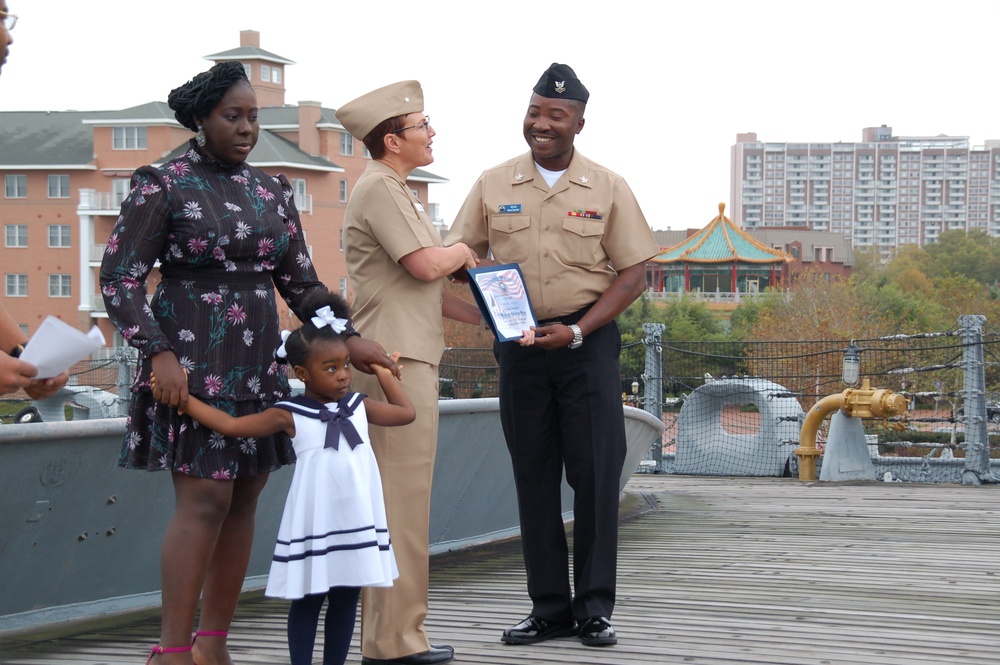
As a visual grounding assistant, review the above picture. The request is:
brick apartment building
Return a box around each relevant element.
[0,30,446,347]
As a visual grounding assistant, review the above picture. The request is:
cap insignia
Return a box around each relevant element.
[554,80,566,94]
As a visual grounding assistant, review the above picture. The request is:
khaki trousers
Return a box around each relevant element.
[355,359,439,659]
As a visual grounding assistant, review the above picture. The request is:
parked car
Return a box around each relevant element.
[956,401,1000,423]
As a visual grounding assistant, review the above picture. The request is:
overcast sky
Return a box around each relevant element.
[2,0,997,231]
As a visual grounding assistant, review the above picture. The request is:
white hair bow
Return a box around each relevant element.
[275,329,293,359]
[311,306,349,333]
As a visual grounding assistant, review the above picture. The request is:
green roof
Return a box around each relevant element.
[653,204,792,265]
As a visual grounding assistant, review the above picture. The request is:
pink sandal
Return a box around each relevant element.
[190,631,229,665]
[145,644,191,664]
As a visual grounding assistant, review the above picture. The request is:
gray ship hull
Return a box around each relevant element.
[0,399,663,634]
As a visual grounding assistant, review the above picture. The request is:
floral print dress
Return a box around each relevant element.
[100,140,324,478]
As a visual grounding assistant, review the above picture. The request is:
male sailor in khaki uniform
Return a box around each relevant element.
[336,81,481,665]
[446,63,660,648]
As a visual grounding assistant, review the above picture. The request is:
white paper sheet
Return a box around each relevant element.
[19,316,106,379]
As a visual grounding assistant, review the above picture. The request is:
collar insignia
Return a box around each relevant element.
[579,176,588,184]
[554,80,566,94]
[515,173,524,181]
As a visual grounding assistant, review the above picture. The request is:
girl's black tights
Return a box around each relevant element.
[287,586,361,665]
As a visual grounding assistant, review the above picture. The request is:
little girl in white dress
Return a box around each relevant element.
[167,289,414,665]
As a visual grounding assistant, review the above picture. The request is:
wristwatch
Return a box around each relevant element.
[567,324,583,349]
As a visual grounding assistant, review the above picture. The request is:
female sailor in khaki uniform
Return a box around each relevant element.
[336,81,481,665]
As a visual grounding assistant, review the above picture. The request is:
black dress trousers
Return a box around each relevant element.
[494,315,626,621]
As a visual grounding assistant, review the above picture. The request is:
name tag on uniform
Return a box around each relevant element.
[414,201,425,213]
[498,204,522,214]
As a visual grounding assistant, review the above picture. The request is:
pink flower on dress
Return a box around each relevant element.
[187,237,209,255]
[225,303,247,325]
[201,292,223,305]
[106,233,120,254]
[255,184,275,201]
[203,374,223,396]
[167,162,191,177]
[256,238,275,257]
[121,325,140,340]
[211,469,233,480]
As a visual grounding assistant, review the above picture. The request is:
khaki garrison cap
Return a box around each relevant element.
[335,80,424,140]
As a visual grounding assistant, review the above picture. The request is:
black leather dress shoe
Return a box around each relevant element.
[500,615,577,645]
[360,645,454,665]
[578,616,617,646]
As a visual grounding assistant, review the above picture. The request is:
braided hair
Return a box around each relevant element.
[167,61,250,132]
[281,289,354,367]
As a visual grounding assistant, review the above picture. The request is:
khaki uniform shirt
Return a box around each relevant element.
[345,160,445,365]
[447,150,659,321]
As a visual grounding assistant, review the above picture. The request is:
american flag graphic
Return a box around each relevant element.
[477,270,525,299]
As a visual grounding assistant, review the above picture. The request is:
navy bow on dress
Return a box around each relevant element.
[318,397,364,450]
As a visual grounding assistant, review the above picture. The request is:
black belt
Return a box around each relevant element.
[537,304,593,327]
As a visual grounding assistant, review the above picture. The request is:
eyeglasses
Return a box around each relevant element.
[392,116,431,134]
[0,10,17,31]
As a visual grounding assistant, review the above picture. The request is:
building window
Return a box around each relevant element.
[48,274,71,298]
[5,274,28,297]
[363,145,371,159]
[292,178,307,201]
[261,64,271,82]
[113,178,132,207]
[48,174,71,199]
[242,63,251,79]
[5,174,27,198]
[112,126,147,150]
[5,224,27,248]
[271,67,282,84]
[339,276,348,298]
[340,132,354,156]
[339,179,348,203]
[48,224,72,248]
[339,227,344,251]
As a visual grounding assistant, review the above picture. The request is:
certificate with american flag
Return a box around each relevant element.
[467,263,538,342]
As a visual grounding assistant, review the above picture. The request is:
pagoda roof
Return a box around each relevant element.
[653,203,793,265]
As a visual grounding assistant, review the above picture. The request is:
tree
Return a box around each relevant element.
[923,229,1000,287]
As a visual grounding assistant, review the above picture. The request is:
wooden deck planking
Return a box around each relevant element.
[3,475,1000,664]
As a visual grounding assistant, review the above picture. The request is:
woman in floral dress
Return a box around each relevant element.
[99,62,390,665]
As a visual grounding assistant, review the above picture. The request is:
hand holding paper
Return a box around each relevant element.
[19,316,106,379]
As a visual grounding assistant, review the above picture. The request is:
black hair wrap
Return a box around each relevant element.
[167,61,249,131]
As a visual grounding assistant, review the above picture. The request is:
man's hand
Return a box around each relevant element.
[529,323,575,351]
[346,336,402,380]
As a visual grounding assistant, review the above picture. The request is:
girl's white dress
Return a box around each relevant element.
[264,393,397,599]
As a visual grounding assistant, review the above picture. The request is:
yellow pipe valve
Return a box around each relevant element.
[840,378,908,419]
[794,378,908,481]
